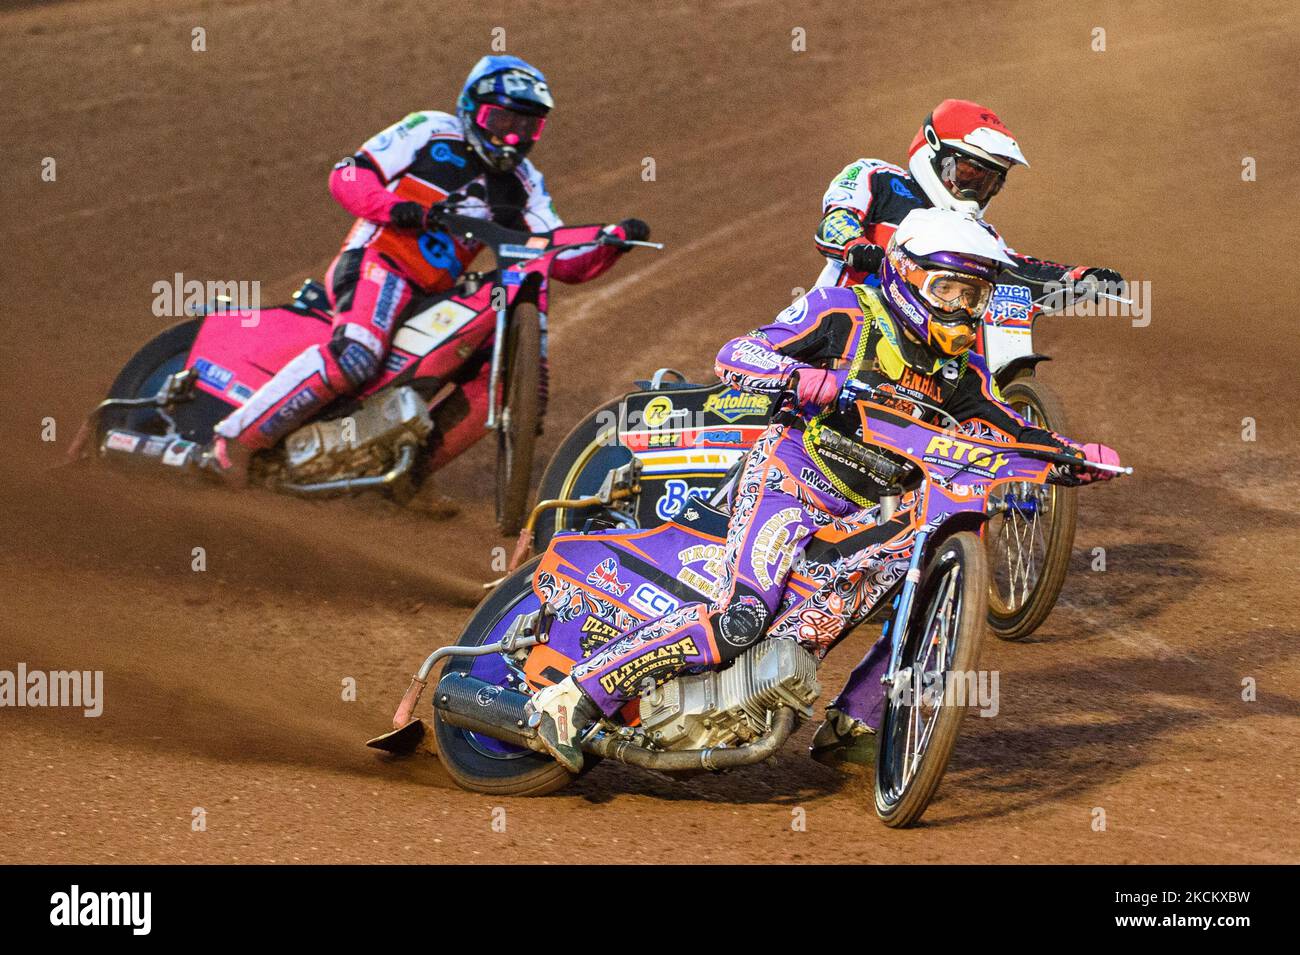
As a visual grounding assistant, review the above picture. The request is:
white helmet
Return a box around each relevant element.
[908,99,1029,215]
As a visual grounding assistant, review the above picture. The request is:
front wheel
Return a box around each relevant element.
[432,557,576,796]
[874,531,988,828]
[495,303,542,536]
[984,376,1078,640]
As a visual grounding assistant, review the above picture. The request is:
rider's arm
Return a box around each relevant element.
[947,356,1075,451]
[328,159,405,224]
[327,112,443,225]
[1001,248,1086,301]
[813,159,878,261]
[517,160,624,284]
[715,288,855,394]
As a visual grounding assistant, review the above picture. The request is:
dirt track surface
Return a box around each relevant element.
[2,0,1298,864]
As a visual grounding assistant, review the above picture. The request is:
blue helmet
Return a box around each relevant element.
[457,56,554,172]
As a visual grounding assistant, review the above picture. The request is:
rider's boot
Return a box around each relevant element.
[525,676,600,773]
[198,435,252,488]
[810,707,876,772]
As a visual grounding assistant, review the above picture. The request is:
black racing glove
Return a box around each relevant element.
[1021,427,1086,487]
[389,201,430,231]
[844,241,885,274]
[616,218,651,242]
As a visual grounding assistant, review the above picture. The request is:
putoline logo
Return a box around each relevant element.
[49,885,151,935]
[702,389,769,424]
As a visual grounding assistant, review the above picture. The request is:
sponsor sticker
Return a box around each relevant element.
[677,543,727,600]
[988,283,1033,325]
[586,557,631,597]
[642,396,675,428]
[597,635,699,696]
[629,582,679,618]
[393,299,478,356]
[105,431,140,453]
[703,389,770,423]
[655,479,712,520]
[498,244,544,261]
[749,507,804,590]
[194,357,234,391]
[162,439,196,467]
[429,141,466,167]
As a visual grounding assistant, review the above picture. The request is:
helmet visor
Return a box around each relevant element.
[939,153,1006,204]
[920,270,994,318]
[475,104,546,145]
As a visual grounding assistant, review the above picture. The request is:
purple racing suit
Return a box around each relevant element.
[573,284,1076,723]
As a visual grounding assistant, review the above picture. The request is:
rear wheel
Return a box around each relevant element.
[96,320,227,444]
[874,531,988,828]
[531,395,631,552]
[495,304,541,536]
[432,557,576,796]
[985,377,1078,640]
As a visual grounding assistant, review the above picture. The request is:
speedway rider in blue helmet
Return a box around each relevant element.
[205,55,649,481]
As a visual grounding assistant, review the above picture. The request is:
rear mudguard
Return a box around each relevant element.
[993,353,1050,391]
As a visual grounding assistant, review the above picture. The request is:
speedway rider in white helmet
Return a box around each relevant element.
[812,99,1124,298]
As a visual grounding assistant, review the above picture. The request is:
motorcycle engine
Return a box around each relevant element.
[637,638,821,750]
[281,386,433,482]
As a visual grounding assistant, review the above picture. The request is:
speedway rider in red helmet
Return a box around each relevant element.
[813,99,1123,297]
[204,55,648,481]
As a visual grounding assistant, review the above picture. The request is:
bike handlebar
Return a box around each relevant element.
[770,372,1131,477]
[426,200,662,258]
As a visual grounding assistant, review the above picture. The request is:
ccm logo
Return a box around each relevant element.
[630,583,678,617]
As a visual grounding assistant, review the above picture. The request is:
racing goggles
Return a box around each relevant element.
[894,250,995,319]
[475,104,546,145]
[939,151,1007,204]
[921,271,989,355]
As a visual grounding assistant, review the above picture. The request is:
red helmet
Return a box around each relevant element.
[908,100,1029,215]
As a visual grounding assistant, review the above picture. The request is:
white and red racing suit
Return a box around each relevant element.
[812,157,1093,293]
[215,110,624,453]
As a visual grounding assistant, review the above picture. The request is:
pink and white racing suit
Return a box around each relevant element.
[215,110,624,453]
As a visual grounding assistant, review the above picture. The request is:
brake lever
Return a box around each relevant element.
[598,232,664,251]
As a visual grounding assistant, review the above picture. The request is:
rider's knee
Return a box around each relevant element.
[326,324,383,391]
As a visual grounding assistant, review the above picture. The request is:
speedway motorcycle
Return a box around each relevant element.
[519,281,1113,639]
[68,200,659,535]
[368,376,1129,827]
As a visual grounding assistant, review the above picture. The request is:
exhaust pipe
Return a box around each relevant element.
[585,707,797,772]
[430,673,798,773]
[432,671,548,753]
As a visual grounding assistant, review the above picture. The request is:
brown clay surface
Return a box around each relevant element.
[1,0,1297,863]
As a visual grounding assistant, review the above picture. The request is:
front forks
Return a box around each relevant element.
[882,529,930,687]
